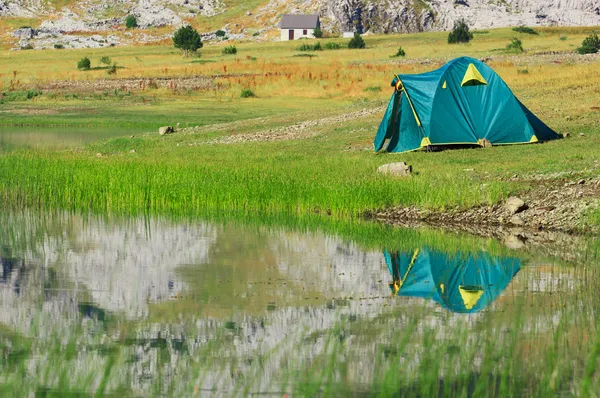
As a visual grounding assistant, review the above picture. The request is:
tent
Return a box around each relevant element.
[385,248,520,313]
[374,56,561,153]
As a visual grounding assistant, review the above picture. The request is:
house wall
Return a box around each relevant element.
[280,28,315,41]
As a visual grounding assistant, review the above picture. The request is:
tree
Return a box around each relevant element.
[313,26,323,38]
[77,57,91,71]
[125,15,138,29]
[173,25,203,57]
[348,33,365,49]
[577,32,600,54]
[448,19,473,44]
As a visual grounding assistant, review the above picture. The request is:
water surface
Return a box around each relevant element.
[0,211,598,396]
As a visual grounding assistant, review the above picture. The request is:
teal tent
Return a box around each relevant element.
[374,57,561,153]
[385,249,520,313]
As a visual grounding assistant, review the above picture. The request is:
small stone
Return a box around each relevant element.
[377,162,412,177]
[565,115,572,121]
[505,235,525,249]
[577,191,584,198]
[96,153,103,158]
[509,215,525,226]
[129,149,136,154]
[159,126,174,135]
[562,132,570,138]
[579,133,585,137]
[480,138,492,148]
[130,135,135,139]
[245,11,252,16]
[578,179,585,185]
[505,196,528,214]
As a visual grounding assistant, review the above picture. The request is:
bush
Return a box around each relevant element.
[364,86,381,93]
[125,15,137,29]
[313,26,323,38]
[54,43,64,49]
[173,25,203,57]
[325,42,342,50]
[215,29,226,37]
[391,47,406,57]
[100,56,112,65]
[106,63,118,75]
[222,45,237,55]
[512,26,538,35]
[348,33,366,49]
[297,42,322,51]
[21,44,34,50]
[77,57,91,71]
[240,89,256,98]
[559,35,568,41]
[517,68,529,74]
[576,33,600,54]
[448,20,473,44]
[506,38,524,53]
[252,31,260,37]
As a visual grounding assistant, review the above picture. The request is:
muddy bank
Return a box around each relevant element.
[371,175,600,249]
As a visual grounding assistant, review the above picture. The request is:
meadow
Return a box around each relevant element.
[0,27,599,223]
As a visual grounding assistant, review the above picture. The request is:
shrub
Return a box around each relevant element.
[364,86,381,93]
[313,26,323,38]
[391,47,406,57]
[325,42,342,50]
[240,89,256,98]
[107,63,118,75]
[512,26,538,35]
[125,15,137,29]
[517,68,529,74]
[348,33,365,49]
[173,25,203,57]
[297,42,322,51]
[559,35,568,41]
[21,44,34,50]
[77,57,91,71]
[215,29,226,37]
[222,45,237,55]
[448,20,473,44]
[506,38,524,53]
[576,33,600,54]
[292,53,317,58]
[54,43,64,49]
[252,31,260,37]
[100,56,112,65]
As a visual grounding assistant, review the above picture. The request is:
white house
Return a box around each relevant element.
[279,14,320,41]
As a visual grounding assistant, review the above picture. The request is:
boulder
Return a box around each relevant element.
[377,162,412,177]
[505,196,528,214]
[509,215,525,226]
[159,126,174,135]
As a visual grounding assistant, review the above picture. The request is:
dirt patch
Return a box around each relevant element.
[199,107,385,145]
[35,77,215,93]
[0,107,59,116]
[372,175,600,236]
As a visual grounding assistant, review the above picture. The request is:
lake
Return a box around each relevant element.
[0,126,149,153]
[0,210,599,396]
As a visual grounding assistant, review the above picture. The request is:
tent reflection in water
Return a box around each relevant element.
[385,249,520,314]
[374,56,561,153]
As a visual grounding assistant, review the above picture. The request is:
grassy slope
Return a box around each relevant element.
[0,27,599,220]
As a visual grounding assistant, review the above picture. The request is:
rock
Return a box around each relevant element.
[505,197,528,214]
[578,179,585,185]
[377,162,412,177]
[159,126,174,135]
[129,149,136,154]
[480,138,492,148]
[96,153,103,158]
[509,215,525,226]
[505,234,525,249]
[562,132,570,138]
[579,133,585,137]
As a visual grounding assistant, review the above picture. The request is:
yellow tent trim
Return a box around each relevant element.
[395,77,422,127]
[459,286,484,310]
[442,81,447,89]
[530,135,539,143]
[393,249,421,295]
[420,137,431,147]
[461,64,488,87]
[440,284,445,293]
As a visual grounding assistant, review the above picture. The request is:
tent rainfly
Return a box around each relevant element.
[374,56,561,153]
[386,249,521,314]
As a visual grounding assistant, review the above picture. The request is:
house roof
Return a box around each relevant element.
[280,14,320,29]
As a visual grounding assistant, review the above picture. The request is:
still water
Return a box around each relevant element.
[0,211,598,395]
[0,126,149,152]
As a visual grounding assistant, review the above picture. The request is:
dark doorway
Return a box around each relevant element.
[289,30,294,40]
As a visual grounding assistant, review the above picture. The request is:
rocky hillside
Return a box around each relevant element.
[2,0,600,49]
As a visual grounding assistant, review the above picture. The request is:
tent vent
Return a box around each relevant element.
[459,286,484,310]
[461,64,488,87]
